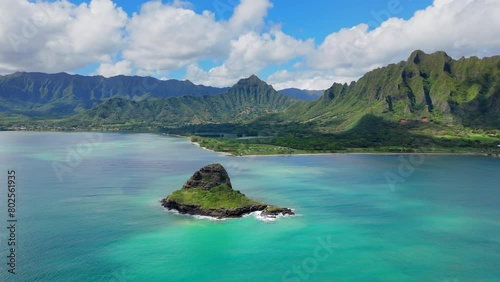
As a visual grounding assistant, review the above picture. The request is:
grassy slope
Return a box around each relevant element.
[166,184,263,210]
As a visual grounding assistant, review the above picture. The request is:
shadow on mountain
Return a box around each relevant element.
[451,82,500,129]
[337,114,417,149]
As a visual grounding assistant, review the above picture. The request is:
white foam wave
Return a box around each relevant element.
[253,210,296,223]
[163,207,296,222]
[192,215,227,221]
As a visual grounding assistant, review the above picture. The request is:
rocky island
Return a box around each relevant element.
[161,163,294,219]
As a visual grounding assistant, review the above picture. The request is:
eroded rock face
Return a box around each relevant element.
[164,201,268,218]
[182,163,232,190]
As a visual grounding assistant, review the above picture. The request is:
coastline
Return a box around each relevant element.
[2,129,497,157]
[188,139,494,157]
[190,141,233,156]
[236,152,490,157]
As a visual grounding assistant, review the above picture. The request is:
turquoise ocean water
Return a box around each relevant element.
[0,132,499,282]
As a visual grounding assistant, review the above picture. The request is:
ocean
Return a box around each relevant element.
[0,132,499,282]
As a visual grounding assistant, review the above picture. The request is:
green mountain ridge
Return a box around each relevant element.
[67,75,296,127]
[285,50,500,132]
[1,50,499,154]
[0,72,229,117]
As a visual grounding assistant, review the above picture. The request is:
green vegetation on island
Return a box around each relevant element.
[167,183,262,210]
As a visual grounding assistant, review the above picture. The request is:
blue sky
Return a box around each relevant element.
[2,0,500,89]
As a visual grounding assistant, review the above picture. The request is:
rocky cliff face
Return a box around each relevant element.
[161,163,294,219]
[285,50,500,130]
[182,163,232,190]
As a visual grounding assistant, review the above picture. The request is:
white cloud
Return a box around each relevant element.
[122,1,227,72]
[96,60,132,77]
[121,0,274,75]
[0,0,127,74]
[228,0,272,33]
[185,29,314,87]
[267,70,359,91]
[0,0,499,90]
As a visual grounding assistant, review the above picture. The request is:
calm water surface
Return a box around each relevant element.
[0,132,499,282]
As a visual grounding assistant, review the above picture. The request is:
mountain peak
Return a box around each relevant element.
[182,163,232,191]
[237,74,265,84]
[408,50,427,64]
[408,50,452,65]
[229,74,274,92]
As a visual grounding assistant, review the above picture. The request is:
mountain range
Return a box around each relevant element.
[0,72,229,117]
[0,72,324,119]
[1,50,499,153]
[68,75,295,127]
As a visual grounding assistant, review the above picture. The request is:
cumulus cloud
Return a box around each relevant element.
[122,1,227,72]
[267,70,360,91]
[186,29,314,87]
[0,0,127,73]
[122,0,302,85]
[121,0,275,76]
[228,0,272,33]
[0,0,499,90]
[96,60,132,77]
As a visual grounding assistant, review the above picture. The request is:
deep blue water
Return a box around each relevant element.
[0,132,499,282]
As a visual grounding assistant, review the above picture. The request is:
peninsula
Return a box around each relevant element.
[161,163,294,219]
